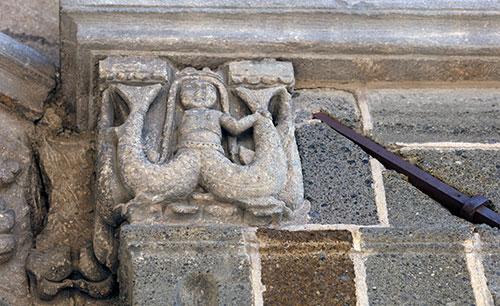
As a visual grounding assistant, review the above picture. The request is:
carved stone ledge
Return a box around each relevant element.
[61,0,500,130]
[0,33,56,121]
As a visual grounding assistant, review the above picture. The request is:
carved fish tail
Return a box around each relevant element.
[201,114,287,201]
[113,85,200,200]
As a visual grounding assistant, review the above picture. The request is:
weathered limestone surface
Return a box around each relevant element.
[34,133,95,255]
[119,225,253,305]
[0,0,59,64]
[0,109,45,306]
[27,132,115,302]
[60,0,500,131]
[0,33,56,121]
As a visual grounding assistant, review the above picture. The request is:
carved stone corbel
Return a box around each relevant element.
[94,58,306,228]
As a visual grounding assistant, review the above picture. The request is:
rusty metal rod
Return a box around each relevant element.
[313,112,500,229]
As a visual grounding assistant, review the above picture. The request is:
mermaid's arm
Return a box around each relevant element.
[220,113,256,135]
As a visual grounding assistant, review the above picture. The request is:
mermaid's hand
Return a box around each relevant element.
[255,107,273,120]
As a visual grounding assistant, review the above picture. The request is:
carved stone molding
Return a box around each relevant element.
[61,0,500,130]
[0,33,55,121]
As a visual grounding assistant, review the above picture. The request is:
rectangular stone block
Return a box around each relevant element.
[397,149,500,214]
[361,227,476,305]
[294,89,378,225]
[227,60,294,89]
[293,89,362,130]
[99,57,171,84]
[296,123,378,225]
[383,170,469,228]
[119,225,253,305]
[366,88,500,145]
[257,229,356,306]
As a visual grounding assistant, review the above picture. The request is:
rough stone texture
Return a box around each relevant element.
[60,0,500,131]
[476,226,500,305]
[361,227,476,305]
[0,0,59,64]
[60,0,500,9]
[367,88,500,145]
[26,131,115,303]
[398,149,500,214]
[296,123,378,225]
[383,170,470,228]
[257,229,356,306]
[34,133,95,257]
[0,109,45,306]
[119,225,253,305]
[96,60,304,230]
[0,33,56,121]
[293,89,362,130]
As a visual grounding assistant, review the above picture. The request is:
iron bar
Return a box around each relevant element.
[313,112,500,229]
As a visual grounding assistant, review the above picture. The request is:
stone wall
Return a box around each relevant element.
[0,1,499,305]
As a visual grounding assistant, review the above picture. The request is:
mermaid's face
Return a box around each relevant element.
[180,80,217,109]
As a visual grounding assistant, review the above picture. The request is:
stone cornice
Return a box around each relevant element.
[61,0,500,130]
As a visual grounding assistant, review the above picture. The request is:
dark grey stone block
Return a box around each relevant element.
[367,88,500,145]
[361,227,475,306]
[398,149,500,214]
[296,122,378,225]
[293,89,361,130]
[119,225,253,305]
[383,170,469,228]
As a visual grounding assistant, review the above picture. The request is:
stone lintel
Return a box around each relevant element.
[61,0,500,130]
[0,33,56,121]
[118,225,253,305]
